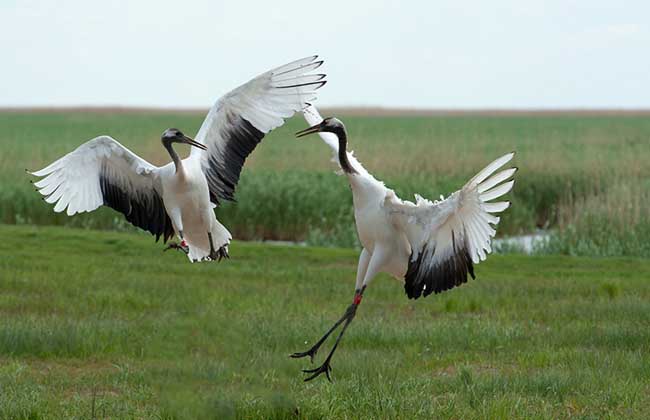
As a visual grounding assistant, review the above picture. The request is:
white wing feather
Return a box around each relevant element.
[190,56,326,203]
[386,153,517,299]
[29,136,173,241]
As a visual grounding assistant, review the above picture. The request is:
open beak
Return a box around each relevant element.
[182,135,207,150]
[295,122,324,138]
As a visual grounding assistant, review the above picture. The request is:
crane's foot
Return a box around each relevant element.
[302,358,333,382]
[290,345,319,362]
[164,240,189,255]
[208,245,229,262]
[290,302,357,362]
[207,231,230,262]
[290,304,355,363]
[291,287,366,383]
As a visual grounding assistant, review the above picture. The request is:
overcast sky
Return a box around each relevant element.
[2,0,649,109]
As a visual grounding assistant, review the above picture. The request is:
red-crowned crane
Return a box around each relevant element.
[291,105,517,381]
[28,56,326,262]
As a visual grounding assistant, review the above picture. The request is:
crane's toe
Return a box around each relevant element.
[302,361,333,382]
[164,242,190,255]
[208,244,230,262]
[218,245,230,261]
[290,347,318,362]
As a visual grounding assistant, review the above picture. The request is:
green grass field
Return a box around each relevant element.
[1,224,649,419]
[2,110,649,254]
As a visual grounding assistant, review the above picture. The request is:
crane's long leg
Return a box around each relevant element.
[291,247,389,382]
[291,248,371,362]
[355,248,371,291]
[164,230,189,254]
[165,209,189,254]
[291,286,366,382]
[300,301,359,382]
[290,299,358,362]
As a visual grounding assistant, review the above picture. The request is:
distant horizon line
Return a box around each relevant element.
[2,105,649,117]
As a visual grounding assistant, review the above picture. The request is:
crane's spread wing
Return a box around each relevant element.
[29,136,174,242]
[191,55,326,204]
[385,152,517,299]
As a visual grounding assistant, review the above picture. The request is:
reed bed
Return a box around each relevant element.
[1,110,647,254]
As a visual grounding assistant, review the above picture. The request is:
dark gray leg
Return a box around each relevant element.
[291,286,366,382]
[207,232,229,261]
[290,300,358,361]
[301,311,356,382]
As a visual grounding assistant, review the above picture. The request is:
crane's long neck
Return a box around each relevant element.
[332,126,357,175]
[163,140,183,173]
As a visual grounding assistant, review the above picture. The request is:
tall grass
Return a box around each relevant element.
[2,110,648,253]
[541,180,650,257]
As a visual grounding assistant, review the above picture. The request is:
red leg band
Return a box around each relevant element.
[353,294,362,305]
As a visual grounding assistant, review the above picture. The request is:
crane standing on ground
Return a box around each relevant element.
[291,105,517,381]
[29,56,326,262]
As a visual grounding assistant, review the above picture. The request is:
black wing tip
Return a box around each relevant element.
[307,60,325,71]
[272,59,324,77]
[299,59,324,69]
[297,54,318,62]
[276,80,327,90]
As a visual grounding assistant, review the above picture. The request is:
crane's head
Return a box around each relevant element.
[295,117,346,138]
[161,128,207,150]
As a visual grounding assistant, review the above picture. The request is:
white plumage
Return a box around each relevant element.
[32,135,162,215]
[302,105,516,296]
[29,56,326,262]
[291,105,517,381]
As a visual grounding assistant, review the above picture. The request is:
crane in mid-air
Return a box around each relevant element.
[291,105,517,381]
[29,56,326,262]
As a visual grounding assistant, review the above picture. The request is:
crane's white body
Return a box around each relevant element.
[291,107,517,381]
[31,56,326,262]
[302,106,516,298]
[349,173,410,284]
[158,159,231,261]
[30,135,233,261]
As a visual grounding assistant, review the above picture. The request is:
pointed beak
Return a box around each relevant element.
[182,135,207,150]
[295,122,324,138]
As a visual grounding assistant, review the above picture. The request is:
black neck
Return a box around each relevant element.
[331,126,357,175]
[163,139,182,172]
